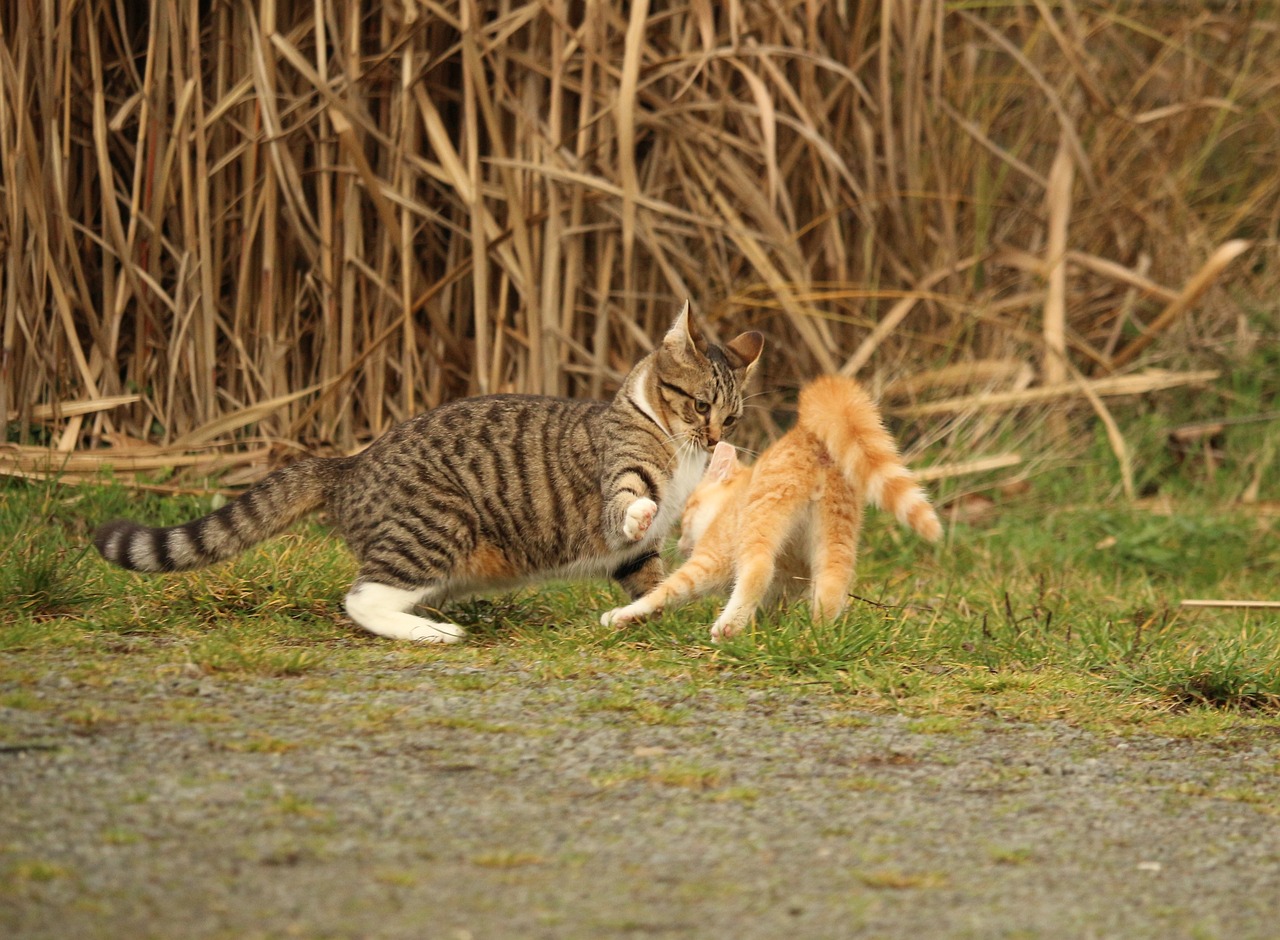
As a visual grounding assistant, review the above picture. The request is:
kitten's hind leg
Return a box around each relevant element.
[809,489,865,622]
[344,581,464,643]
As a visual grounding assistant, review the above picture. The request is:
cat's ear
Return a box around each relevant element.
[663,299,707,360]
[724,331,764,371]
[707,440,740,481]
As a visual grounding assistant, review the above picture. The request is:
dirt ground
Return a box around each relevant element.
[3,655,1278,939]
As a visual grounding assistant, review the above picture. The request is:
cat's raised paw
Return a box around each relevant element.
[622,498,658,542]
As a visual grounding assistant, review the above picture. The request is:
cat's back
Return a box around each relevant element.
[358,394,601,463]
[330,393,638,570]
[748,425,837,499]
[348,394,609,496]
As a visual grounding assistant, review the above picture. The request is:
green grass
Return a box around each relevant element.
[1,390,1278,741]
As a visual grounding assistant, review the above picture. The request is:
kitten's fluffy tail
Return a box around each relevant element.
[798,375,943,542]
[94,457,340,572]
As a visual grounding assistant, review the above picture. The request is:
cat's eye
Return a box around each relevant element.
[723,414,738,428]
[694,400,711,415]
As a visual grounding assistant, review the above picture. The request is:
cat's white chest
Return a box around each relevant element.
[648,446,708,542]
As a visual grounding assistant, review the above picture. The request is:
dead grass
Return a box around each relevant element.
[1,2,1276,482]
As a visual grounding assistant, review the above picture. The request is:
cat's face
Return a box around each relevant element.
[652,303,763,451]
[677,441,743,555]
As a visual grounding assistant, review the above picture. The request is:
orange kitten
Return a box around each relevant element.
[601,375,942,641]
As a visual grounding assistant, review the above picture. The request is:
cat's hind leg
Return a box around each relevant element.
[611,550,665,600]
[344,581,464,643]
[809,487,864,622]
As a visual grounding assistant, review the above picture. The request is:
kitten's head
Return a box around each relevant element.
[647,301,764,451]
[677,441,745,555]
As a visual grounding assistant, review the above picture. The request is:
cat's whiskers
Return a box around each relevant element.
[659,430,701,471]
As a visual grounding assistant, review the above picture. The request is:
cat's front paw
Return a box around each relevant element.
[601,604,643,628]
[710,614,746,643]
[622,498,658,542]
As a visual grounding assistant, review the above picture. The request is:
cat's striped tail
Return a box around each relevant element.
[798,375,943,542]
[94,458,338,572]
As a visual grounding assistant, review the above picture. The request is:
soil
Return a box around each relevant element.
[3,655,1279,939]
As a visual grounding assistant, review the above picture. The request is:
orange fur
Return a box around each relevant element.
[465,541,518,580]
[602,375,941,641]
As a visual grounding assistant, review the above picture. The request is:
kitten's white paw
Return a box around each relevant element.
[622,498,658,542]
[601,604,644,628]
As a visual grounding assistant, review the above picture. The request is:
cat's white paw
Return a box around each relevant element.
[345,583,463,643]
[410,621,465,643]
[622,498,658,542]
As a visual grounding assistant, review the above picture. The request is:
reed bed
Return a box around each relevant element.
[1,1,1276,482]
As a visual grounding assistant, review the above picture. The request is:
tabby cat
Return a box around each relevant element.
[601,375,941,641]
[94,302,763,642]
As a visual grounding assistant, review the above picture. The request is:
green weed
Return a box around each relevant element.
[3,387,1279,741]
[5,859,72,884]
[579,690,690,726]
[714,609,886,678]
[471,850,546,869]
[856,868,949,890]
[1108,639,1280,712]
[186,636,329,678]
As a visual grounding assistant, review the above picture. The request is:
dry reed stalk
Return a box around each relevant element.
[0,2,1274,481]
[882,361,1029,400]
[1064,359,1135,501]
[1067,251,1176,306]
[887,370,1221,419]
[1042,140,1074,440]
[839,257,982,378]
[7,396,141,423]
[0,443,273,477]
[1109,240,1254,370]
[0,462,242,497]
[913,453,1023,483]
[1179,600,1280,611]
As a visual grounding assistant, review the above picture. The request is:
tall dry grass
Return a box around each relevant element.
[1,1,1276,477]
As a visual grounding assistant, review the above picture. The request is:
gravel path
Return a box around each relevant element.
[3,656,1278,939]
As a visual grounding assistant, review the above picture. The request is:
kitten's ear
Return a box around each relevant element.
[663,299,707,359]
[724,331,764,371]
[707,441,739,482]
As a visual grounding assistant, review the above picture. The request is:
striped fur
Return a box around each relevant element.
[94,459,343,572]
[93,302,764,642]
[602,374,941,641]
